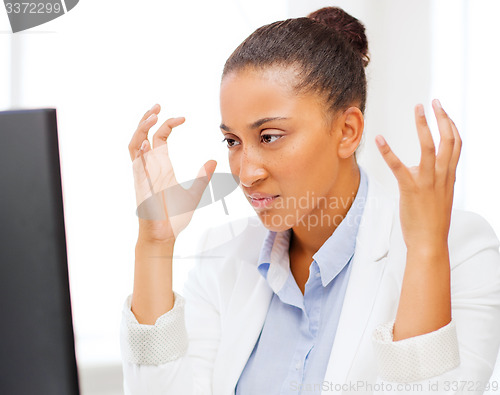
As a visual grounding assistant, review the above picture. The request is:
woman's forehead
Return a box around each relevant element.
[221,65,302,92]
[220,68,327,122]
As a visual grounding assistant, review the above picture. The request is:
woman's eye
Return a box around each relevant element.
[221,134,282,148]
[261,134,281,144]
[221,137,240,148]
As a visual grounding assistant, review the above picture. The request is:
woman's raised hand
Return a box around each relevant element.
[375,99,462,253]
[128,104,217,244]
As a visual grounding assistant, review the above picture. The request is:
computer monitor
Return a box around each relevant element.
[0,108,80,395]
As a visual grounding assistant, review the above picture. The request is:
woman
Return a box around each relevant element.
[122,6,500,395]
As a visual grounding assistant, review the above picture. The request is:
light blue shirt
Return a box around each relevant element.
[235,167,368,395]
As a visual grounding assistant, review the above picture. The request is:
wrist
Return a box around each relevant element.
[405,245,450,273]
[135,238,175,261]
[406,241,449,259]
[136,236,175,248]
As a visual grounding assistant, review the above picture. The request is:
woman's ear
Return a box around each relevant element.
[336,107,364,159]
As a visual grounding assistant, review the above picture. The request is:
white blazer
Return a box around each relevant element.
[121,171,500,395]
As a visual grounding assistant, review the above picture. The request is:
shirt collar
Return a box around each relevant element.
[257,166,369,293]
[257,228,292,294]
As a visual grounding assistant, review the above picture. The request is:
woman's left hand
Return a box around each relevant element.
[375,99,462,254]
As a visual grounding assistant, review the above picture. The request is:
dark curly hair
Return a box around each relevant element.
[222,7,369,116]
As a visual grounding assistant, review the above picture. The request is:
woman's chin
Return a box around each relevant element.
[256,211,296,233]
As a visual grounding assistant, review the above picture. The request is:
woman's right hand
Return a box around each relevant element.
[128,104,217,244]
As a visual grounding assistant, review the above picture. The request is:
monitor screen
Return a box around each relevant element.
[0,108,80,395]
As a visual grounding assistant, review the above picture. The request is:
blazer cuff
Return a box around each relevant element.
[372,318,460,382]
[120,291,188,365]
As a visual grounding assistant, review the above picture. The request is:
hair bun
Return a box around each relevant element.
[307,7,369,67]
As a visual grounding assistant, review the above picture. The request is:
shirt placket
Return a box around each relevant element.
[280,261,324,394]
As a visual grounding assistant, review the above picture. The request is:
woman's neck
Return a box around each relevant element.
[289,163,361,260]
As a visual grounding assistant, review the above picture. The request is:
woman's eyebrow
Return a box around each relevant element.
[250,117,290,129]
[220,123,232,133]
[220,117,290,133]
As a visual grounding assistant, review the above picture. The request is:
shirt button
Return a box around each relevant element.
[295,362,301,370]
[315,272,321,278]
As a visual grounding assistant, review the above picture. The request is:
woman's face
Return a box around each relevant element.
[219,66,349,232]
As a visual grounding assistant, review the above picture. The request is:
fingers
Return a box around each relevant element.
[375,135,411,183]
[152,117,186,149]
[137,139,152,159]
[414,104,435,178]
[138,103,161,128]
[448,118,462,180]
[128,104,186,162]
[432,99,455,177]
[128,104,161,162]
[189,160,218,200]
[376,100,462,189]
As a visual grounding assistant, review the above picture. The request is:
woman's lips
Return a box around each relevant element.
[250,195,279,209]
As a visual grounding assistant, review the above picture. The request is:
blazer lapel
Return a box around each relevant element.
[212,259,274,395]
[322,174,397,390]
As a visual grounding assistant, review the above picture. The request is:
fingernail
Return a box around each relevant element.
[433,99,442,109]
[146,113,156,121]
[140,140,147,151]
[375,135,385,146]
[150,104,158,111]
[417,104,424,117]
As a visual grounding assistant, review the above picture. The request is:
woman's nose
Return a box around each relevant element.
[237,148,267,188]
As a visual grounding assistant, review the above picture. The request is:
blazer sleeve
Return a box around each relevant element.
[120,227,222,395]
[371,211,500,394]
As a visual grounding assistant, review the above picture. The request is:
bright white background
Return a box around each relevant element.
[1,1,499,394]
